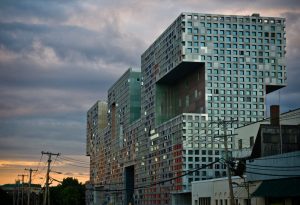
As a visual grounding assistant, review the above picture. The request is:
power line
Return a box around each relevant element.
[55,159,89,168]
[59,155,90,164]
[247,166,300,172]
[32,153,48,183]
[89,160,220,192]
[246,163,300,169]
[51,154,60,167]
[213,118,238,205]
[31,161,48,184]
[50,177,62,184]
[59,156,90,165]
[245,170,300,177]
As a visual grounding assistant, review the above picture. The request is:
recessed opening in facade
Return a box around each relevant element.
[155,62,206,124]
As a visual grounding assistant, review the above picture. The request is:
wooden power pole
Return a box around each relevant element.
[214,118,237,205]
[25,168,37,205]
[18,174,28,205]
[41,151,59,205]
[222,120,235,205]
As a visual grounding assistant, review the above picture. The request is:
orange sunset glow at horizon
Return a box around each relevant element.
[0,156,90,186]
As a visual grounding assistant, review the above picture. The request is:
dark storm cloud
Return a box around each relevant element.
[266,10,300,112]
[0,0,73,23]
[177,0,300,9]
[0,0,141,163]
[0,53,115,119]
[0,3,147,170]
[0,57,114,92]
[0,13,145,121]
[281,11,300,100]
[0,21,143,67]
[284,12,300,59]
[0,114,87,159]
[0,134,86,160]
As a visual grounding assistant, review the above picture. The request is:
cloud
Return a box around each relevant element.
[284,12,300,59]
[0,160,40,167]
[266,10,300,112]
[0,18,144,121]
[0,0,74,24]
[0,21,144,67]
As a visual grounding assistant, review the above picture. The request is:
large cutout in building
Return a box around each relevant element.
[155,62,205,124]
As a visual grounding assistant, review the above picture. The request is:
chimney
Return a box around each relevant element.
[270,105,280,125]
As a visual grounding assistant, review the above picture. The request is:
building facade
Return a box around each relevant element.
[86,101,108,204]
[138,12,286,204]
[87,12,286,205]
[86,101,108,184]
[86,68,142,204]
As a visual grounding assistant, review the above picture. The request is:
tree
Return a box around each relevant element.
[0,187,12,205]
[50,177,85,205]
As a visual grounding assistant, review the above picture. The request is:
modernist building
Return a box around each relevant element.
[87,12,286,205]
[104,68,141,204]
[86,68,141,204]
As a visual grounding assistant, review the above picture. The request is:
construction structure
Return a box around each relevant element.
[86,12,286,205]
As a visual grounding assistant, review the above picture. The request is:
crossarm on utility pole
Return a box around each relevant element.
[41,151,60,205]
[18,174,28,205]
[213,118,238,205]
[25,168,37,205]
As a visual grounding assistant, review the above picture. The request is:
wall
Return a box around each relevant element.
[192,177,261,205]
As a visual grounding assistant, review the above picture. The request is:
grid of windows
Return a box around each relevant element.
[182,13,286,124]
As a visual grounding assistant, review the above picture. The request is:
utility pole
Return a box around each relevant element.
[15,179,20,205]
[25,168,37,205]
[18,174,28,205]
[42,151,59,205]
[223,121,235,205]
[214,119,237,205]
[244,178,250,205]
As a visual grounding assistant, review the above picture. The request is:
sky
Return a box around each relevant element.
[0,0,300,185]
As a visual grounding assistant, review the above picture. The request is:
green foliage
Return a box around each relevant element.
[0,187,12,205]
[50,177,85,205]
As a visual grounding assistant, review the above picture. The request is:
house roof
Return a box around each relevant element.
[252,177,300,197]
